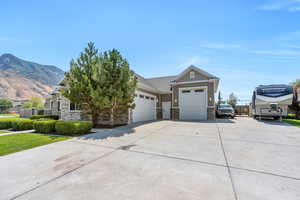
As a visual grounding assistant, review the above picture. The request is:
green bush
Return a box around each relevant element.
[11,119,34,130]
[55,121,92,136]
[33,120,57,133]
[30,115,59,120]
[0,118,17,129]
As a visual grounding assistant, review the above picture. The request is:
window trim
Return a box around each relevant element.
[189,71,195,80]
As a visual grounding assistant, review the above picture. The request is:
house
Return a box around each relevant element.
[45,65,219,125]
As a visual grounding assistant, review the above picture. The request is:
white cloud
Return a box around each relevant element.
[257,0,300,12]
[201,43,241,49]
[251,49,300,55]
[178,57,210,69]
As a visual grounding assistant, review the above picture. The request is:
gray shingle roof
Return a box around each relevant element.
[134,65,219,94]
[145,75,177,93]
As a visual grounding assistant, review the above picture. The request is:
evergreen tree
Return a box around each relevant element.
[227,93,238,107]
[217,91,222,105]
[62,42,137,126]
[0,99,13,113]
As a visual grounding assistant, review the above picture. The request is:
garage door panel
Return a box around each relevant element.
[132,91,157,123]
[179,88,207,120]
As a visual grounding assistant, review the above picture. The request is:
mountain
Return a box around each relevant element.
[0,53,65,100]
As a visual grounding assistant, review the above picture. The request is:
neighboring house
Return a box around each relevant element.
[45,65,219,125]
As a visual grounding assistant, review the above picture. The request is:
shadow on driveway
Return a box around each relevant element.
[77,120,158,141]
[256,118,293,126]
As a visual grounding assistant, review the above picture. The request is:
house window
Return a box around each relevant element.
[190,71,195,80]
[145,96,150,100]
[195,89,204,93]
[182,90,191,93]
[50,101,54,109]
[139,95,144,98]
[150,97,154,100]
[70,102,81,111]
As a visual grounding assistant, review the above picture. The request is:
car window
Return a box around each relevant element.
[219,105,232,109]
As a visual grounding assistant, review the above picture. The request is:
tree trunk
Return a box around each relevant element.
[110,107,114,127]
[296,110,300,120]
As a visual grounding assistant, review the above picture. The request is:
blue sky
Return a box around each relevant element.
[1,0,300,103]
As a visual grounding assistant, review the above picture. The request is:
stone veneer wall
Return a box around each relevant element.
[81,108,128,126]
[46,91,128,125]
[171,108,179,120]
[156,108,162,120]
[207,107,216,120]
[60,96,81,121]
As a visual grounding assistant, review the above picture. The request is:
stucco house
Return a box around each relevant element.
[45,65,219,125]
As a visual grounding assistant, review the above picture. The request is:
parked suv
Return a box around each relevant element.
[216,104,235,118]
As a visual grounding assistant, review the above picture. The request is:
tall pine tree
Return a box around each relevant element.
[62,42,137,126]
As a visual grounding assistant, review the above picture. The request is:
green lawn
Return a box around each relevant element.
[0,114,20,117]
[283,119,300,128]
[0,130,11,134]
[0,133,71,156]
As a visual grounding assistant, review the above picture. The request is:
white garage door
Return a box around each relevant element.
[179,87,207,120]
[132,91,157,122]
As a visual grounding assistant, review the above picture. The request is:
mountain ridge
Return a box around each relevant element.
[0,53,65,100]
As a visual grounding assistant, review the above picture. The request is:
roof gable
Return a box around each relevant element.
[134,65,220,94]
[174,65,218,82]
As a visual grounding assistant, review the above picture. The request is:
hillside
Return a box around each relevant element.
[0,54,65,100]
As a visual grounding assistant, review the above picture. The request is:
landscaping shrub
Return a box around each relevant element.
[30,115,59,120]
[11,118,34,130]
[0,118,17,129]
[33,120,57,133]
[0,118,27,129]
[55,121,92,135]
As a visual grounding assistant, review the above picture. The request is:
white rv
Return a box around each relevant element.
[252,84,294,120]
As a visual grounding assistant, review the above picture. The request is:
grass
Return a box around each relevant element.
[0,114,19,117]
[0,130,11,134]
[0,133,71,156]
[283,119,300,128]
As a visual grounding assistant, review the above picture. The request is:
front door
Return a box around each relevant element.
[162,101,171,119]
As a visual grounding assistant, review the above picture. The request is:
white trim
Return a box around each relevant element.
[170,80,210,85]
[137,83,160,94]
[179,86,208,91]
[174,65,217,81]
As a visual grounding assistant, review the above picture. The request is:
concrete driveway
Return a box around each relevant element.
[1,118,300,200]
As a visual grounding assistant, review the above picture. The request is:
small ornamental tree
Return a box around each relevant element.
[62,42,137,127]
[291,79,300,88]
[22,97,44,109]
[227,93,238,108]
[0,98,13,113]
